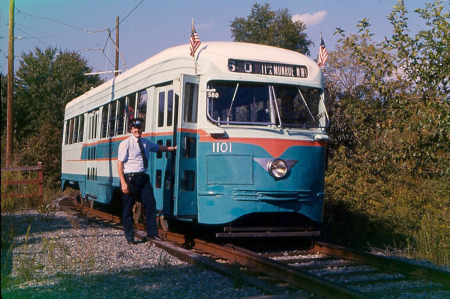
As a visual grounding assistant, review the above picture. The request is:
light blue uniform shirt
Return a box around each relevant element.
[118,135,159,174]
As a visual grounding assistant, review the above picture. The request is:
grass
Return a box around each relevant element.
[0,209,95,290]
[324,164,449,267]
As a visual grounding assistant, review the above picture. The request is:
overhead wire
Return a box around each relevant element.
[109,0,144,35]
[14,26,52,47]
[10,1,144,78]
[16,9,109,34]
[103,0,145,74]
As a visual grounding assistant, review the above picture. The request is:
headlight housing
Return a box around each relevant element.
[268,159,288,179]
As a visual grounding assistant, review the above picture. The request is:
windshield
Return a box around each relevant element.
[207,81,328,128]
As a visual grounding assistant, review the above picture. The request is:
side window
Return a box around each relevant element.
[126,94,136,132]
[117,98,126,135]
[167,89,174,126]
[155,170,162,189]
[184,83,198,123]
[73,116,79,143]
[184,137,196,158]
[156,140,163,159]
[79,115,84,142]
[68,118,74,144]
[181,171,196,191]
[137,90,147,130]
[158,91,164,127]
[88,116,92,140]
[94,112,98,139]
[64,121,70,145]
[101,105,108,138]
[108,101,117,137]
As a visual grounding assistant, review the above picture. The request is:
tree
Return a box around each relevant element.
[4,47,102,186]
[387,1,449,98]
[336,0,449,176]
[14,47,102,142]
[230,3,312,55]
[323,0,449,264]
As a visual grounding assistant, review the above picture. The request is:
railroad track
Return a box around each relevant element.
[59,197,450,298]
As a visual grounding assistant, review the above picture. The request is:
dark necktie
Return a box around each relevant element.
[138,138,148,169]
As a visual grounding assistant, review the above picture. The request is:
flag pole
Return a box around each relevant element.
[190,18,201,74]
[193,19,197,74]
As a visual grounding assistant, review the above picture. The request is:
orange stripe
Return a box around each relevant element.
[197,129,324,157]
[81,131,174,147]
[74,129,325,159]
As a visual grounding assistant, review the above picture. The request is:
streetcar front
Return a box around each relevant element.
[194,54,329,236]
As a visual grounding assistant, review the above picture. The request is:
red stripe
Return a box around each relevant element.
[197,129,324,158]
[72,129,325,161]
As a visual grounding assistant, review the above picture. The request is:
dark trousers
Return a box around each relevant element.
[122,173,158,241]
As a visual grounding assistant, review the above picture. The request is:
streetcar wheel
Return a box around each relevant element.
[81,197,89,206]
[160,215,170,231]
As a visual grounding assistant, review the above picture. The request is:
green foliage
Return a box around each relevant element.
[387,0,449,98]
[324,0,449,265]
[15,47,102,142]
[1,47,103,188]
[230,3,312,55]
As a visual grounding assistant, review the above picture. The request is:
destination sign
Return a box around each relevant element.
[228,59,308,78]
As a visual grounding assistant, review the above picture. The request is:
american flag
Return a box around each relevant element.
[190,22,201,57]
[317,35,329,68]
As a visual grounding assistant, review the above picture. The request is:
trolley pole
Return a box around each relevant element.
[114,16,119,77]
[6,0,15,167]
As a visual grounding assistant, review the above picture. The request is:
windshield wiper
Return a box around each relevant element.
[297,88,316,122]
[270,85,282,126]
[226,83,240,122]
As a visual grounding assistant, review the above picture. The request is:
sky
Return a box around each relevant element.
[0,0,431,80]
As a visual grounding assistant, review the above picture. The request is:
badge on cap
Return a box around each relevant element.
[130,118,144,127]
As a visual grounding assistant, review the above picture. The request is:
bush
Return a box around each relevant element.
[323,147,449,265]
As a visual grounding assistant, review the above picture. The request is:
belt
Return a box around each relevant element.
[125,172,147,179]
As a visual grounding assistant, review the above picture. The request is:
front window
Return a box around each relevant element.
[207,81,327,128]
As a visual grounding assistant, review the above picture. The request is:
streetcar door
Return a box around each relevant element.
[85,109,100,203]
[173,74,199,218]
[153,84,176,215]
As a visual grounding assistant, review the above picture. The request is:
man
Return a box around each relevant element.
[117,118,176,244]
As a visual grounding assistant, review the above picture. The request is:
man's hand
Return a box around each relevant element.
[121,181,130,194]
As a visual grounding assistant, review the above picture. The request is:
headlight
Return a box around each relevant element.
[268,159,288,179]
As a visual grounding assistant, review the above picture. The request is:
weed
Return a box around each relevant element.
[67,216,81,229]
[38,204,51,214]
[157,251,171,266]
[13,225,42,282]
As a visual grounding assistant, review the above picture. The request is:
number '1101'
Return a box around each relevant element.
[212,142,232,153]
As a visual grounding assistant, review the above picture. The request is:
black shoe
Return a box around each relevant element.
[144,235,162,242]
[127,239,137,245]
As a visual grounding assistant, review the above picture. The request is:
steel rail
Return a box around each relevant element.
[68,201,364,297]
[194,241,368,298]
[65,198,449,298]
[312,242,450,286]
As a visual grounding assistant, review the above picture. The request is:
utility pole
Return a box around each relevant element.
[115,16,119,77]
[6,0,15,167]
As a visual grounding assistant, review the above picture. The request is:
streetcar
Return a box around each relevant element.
[61,42,329,237]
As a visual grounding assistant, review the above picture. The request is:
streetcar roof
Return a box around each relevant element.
[65,42,322,113]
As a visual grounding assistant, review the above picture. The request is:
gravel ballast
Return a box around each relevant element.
[1,209,265,298]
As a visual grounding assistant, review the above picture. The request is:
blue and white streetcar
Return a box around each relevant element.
[61,42,329,237]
